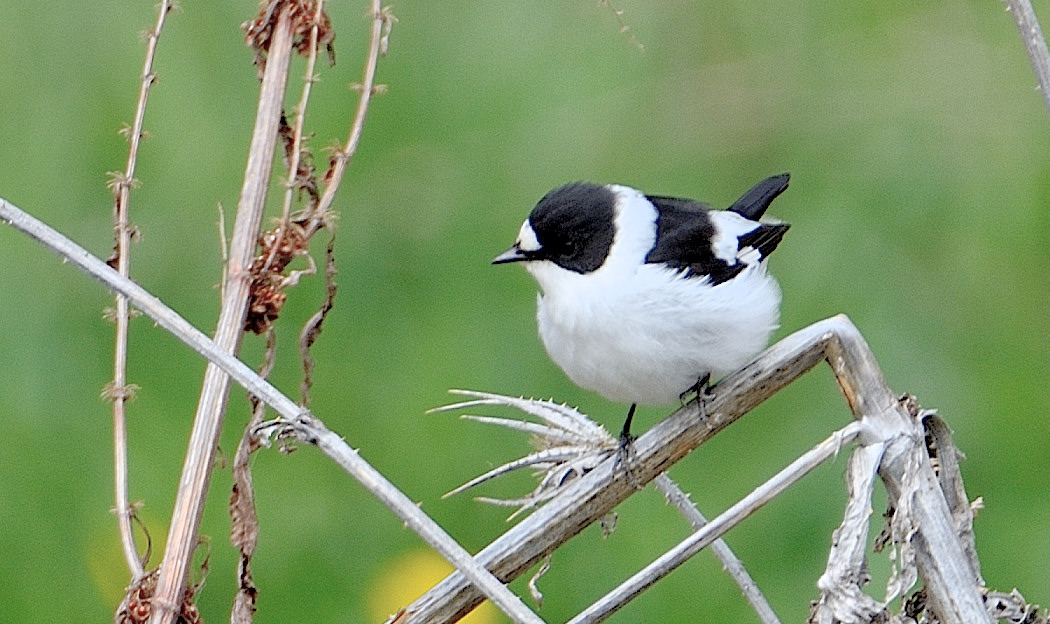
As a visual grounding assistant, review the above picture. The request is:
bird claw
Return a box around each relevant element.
[679,372,713,408]
[613,431,642,490]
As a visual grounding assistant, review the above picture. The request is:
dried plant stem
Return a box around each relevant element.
[1004,0,1050,118]
[310,0,388,231]
[281,1,323,221]
[265,0,325,272]
[0,196,308,432]
[257,415,547,624]
[652,474,781,624]
[0,195,545,624]
[394,316,989,624]
[147,7,296,623]
[571,424,861,624]
[108,0,173,580]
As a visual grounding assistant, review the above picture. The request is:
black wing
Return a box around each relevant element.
[738,222,790,259]
[644,197,748,285]
[644,174,790,285]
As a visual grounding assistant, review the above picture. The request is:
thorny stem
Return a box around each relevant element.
[1004,0,1050,120]
[148,6,295,624]
[309,0,390,234]
[652,474,781,624]
[109,0,173,580]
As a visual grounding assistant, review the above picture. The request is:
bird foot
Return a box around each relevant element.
[679,372,713,409]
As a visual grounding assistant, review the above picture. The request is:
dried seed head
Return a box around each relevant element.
[432,390,617,519]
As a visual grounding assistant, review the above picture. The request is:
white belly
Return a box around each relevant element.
[535,264,781,405]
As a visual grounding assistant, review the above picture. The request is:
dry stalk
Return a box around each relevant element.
[258,0,327,280]
[1004,0,1050,119]
[433,392,779,623]
[279,0,325,220]
[650,474,781,624]
[311,0,392,232]
[147,5,297,623]
[104,0,174,581]
[228,1,373,618]
[299,238,337,405]
[229,5,331,620]
[568,422,863,624]
[230,328,278,624]
[241,0,386,337]
[595,0,643,51]
[0,194,545,624]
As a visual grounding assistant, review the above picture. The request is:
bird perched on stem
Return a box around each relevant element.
[493,174,791,452]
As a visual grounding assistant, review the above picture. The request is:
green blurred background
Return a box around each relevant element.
[1,1,1048,622]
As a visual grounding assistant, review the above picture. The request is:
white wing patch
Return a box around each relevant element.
[708,211,761,265]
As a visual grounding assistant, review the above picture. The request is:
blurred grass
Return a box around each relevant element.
[1,1,1049,622]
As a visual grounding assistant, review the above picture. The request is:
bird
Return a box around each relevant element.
[492,173,791,447]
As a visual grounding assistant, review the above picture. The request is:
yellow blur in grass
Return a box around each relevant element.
[368,549,501,624]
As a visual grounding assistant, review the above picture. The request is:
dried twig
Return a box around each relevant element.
[1004,0,1050,119]
[241,1,384,336]
[253,415,546,624]
[246,0,331,337]
[570,423,862,624]
[230,5,333,618]
[312,1,392,231]
[651,474,781,624]
[299,237,337,405]
[810,435,886,622]
[105,0,174,581]
[148,5,297,622]
[0,195,544,624]
[274,0,325,225]
[595,0,643,51]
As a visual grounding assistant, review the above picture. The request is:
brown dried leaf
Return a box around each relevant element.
[299,236,337,405]
[242,1,334,67]
[115,567,203,624]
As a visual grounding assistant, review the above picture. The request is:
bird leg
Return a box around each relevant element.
[619,402,638,444]
[614,403,642,489]
[614,371,712,488]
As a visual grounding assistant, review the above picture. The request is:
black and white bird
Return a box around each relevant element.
[493,174,791,443]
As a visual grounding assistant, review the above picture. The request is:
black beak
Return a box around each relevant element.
[492,245,529,264]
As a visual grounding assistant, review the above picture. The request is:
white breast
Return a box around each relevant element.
[535,263,780,404]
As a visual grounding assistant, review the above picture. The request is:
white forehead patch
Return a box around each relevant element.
[516,220,541,252]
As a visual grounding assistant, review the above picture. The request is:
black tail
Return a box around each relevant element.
[728,173,790,220]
